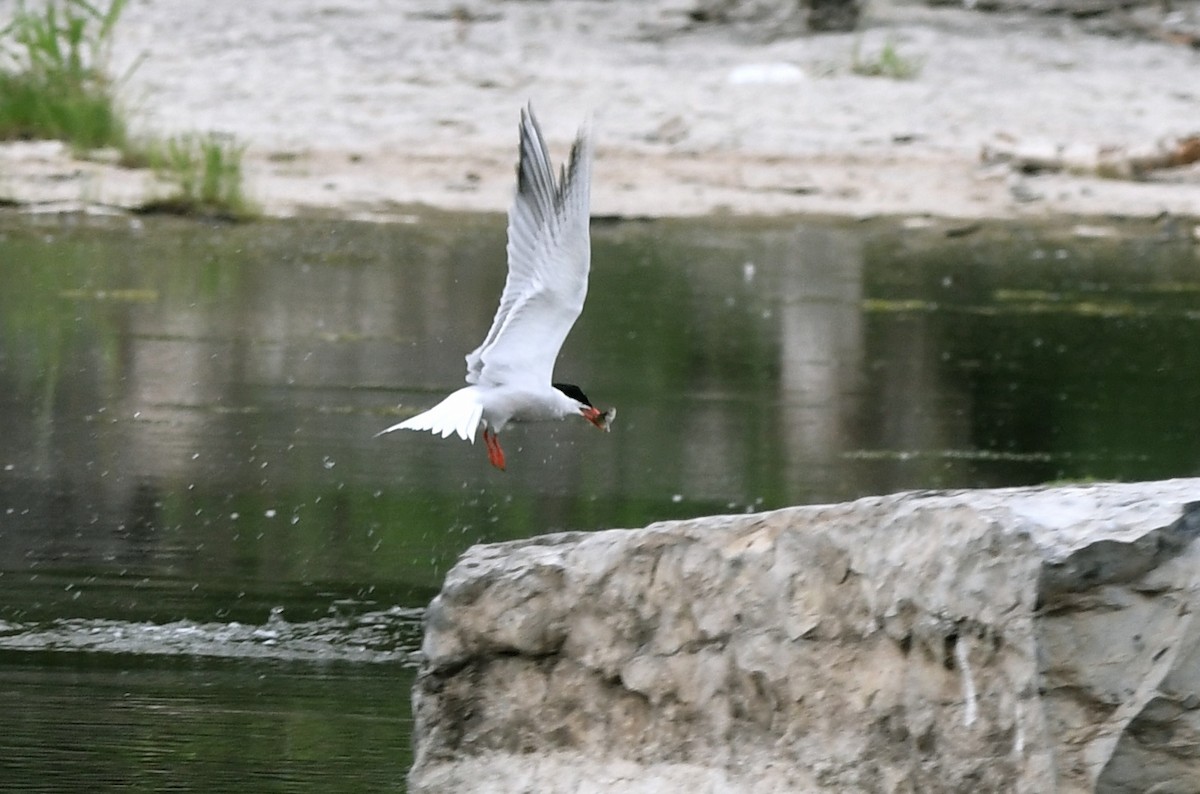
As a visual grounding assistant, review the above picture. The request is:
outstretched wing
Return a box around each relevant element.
[464,105,592,389]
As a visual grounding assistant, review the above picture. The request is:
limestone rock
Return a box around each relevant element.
[409,479,1200,793]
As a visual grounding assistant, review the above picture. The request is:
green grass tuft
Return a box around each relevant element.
[851,37,923,80]
[0,0,130,150]
[137,134,258,220]
[1,1,256,220]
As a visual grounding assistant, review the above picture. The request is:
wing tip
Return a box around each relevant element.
[518,102,590,163]
[515,102,591,217]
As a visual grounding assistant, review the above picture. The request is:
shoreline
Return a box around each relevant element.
[1,1,1198,224]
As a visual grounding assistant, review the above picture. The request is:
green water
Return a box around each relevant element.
[0,210,1197,790]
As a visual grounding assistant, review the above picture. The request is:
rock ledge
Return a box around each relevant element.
[411,479,1200,793]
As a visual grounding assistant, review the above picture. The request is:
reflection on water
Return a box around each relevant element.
[1,210,1198,789]
[0,651,415,792]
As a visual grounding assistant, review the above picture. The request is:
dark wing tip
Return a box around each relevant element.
[514,103,556,220]
[515,103,590,214]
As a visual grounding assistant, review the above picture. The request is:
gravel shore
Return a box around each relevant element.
[3,0,1199,221]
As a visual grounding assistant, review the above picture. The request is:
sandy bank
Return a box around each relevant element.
[2,0,1198,222]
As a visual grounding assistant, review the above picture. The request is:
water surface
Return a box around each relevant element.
[1,210,1198,790]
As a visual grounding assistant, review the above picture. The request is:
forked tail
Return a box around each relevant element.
[376,387,484,443]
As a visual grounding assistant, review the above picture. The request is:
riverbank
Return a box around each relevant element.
[2,0,1199,222]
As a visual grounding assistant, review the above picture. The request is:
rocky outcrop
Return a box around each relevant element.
[409,479,1200,793]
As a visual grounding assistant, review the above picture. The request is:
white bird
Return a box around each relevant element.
[378,105,614,471]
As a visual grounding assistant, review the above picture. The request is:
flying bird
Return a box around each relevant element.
[378,105,613,470]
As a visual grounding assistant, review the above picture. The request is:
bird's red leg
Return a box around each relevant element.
[483,429,507,471]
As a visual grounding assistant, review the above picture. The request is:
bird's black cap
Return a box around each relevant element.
[553,382,593,407]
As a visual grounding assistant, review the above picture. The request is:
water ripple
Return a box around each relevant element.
[0,606,424,665]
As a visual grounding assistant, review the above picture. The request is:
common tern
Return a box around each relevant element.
[378,105,613,470]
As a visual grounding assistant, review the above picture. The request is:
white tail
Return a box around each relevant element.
[377,387,483,443]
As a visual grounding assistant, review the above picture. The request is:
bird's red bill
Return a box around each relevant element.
[583,406,615,432]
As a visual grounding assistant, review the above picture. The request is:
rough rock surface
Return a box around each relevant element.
[410,479,1200,793]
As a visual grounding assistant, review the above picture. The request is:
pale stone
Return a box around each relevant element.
[410,479,1200,793]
